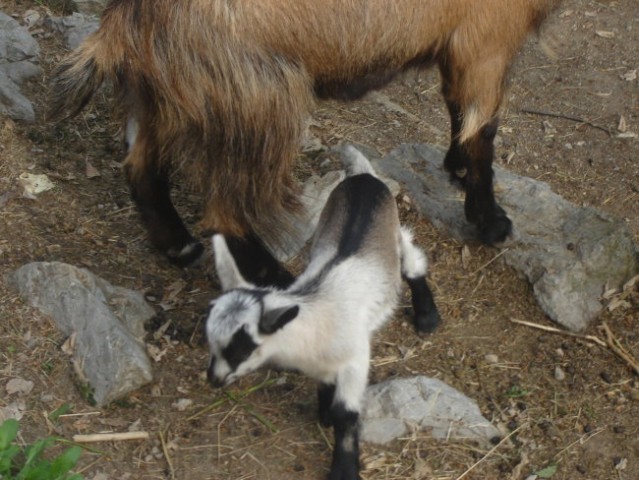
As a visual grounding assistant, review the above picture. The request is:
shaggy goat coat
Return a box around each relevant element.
[50,0,561,256]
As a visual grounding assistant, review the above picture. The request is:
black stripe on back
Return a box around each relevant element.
[335,174,390,259]
[291,174,390,297]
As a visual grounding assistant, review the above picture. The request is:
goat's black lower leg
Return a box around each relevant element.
[439,61,511,245]
[225,233,295,288]
[127,166,204,267]
[463,120,512,245]
[318,383,336,427]
[442,99,468,187]
[329,403,360,480]
[405,276,440,334]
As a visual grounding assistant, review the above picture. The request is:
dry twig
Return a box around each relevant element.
[72,431,149,443]
[159,429,176,480]
[520,107,611,135]
[600,322,639,376]
[455,423,527,480]
[509,318,606,347]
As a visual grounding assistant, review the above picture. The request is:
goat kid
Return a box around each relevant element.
[206,146,439,480]
[50,0,561,285]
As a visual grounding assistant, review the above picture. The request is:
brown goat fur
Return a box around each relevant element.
[50,0,561,271]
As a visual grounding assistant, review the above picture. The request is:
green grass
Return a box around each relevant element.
[0,419,84,480]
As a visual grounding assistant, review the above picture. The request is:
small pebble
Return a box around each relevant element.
[485,354,499,364]
[576,464,587,474]
[172,399,193,412]
[554,366,566,381]
[613,425,625,434]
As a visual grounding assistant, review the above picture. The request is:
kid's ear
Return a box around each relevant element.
[259,305,300,335]
[212,234,250,291]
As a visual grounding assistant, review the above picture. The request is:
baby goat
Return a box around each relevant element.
[206,146,439,480]
[49,0,562,283]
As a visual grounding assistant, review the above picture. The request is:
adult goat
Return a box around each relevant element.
[50,0,561,285]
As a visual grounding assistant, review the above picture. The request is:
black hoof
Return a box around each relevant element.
[168,241,205,268]
[478,209,512,245]
[414,310,441,334]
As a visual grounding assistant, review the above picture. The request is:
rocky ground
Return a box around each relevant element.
[1,1,638,479]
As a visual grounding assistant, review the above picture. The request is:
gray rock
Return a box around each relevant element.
[3,60,41,84]
[0,12,41,122]
[45,13,99,50]
[373,143,639,331]
[0,70,36,122]
[8,262,155,406]
[0,12,40,62]
[360,376,500,447]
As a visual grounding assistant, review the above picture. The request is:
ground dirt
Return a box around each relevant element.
[1,1,638,479]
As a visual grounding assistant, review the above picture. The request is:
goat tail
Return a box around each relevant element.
[341,145,377,178]
[399,227,428,279]
[48,38,109,121]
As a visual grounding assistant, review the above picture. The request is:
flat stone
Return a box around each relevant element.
[0,11,41,122]
[372,143,639,331]
[8,262,155,406]
[360,376,500,447]
[45,13,99,50]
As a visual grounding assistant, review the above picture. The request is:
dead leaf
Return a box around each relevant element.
[146,343,169,362]
[6,378,35,396]
[162,279,187,304]
[618,115,627,133]
[172,398,193,412]
[85,160,101,178]
[0,401,27,421]
[18,173,55,196]
[128,418,142,432]
[61,332,77,355]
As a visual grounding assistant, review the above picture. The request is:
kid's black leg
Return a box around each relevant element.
[405,276,440,334]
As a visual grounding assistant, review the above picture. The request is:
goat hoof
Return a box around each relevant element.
[478,211,512,246]
[414,310,440,334]
[168,241,205,268]
[329,463,360,480]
